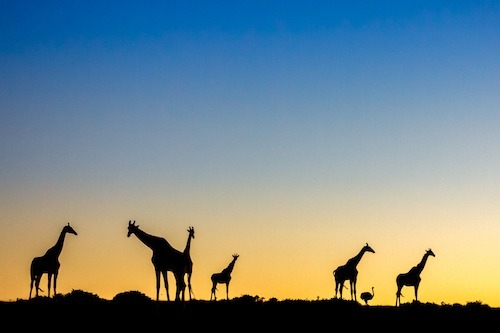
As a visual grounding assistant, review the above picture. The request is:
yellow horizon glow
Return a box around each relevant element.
[3,186,500,307]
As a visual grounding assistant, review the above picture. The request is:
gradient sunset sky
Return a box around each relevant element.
[2,1,500,306]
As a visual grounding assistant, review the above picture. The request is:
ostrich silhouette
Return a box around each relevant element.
[360,286,374,305]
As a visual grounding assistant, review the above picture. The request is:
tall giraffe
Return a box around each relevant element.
[127,220,187,302]
[396,248,435,306]
[183,226,195,300]
[29,223,78,299]
[333,243,375,301]
[210,254,239,301]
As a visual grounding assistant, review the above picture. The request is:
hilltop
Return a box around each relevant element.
[2,290,498,330]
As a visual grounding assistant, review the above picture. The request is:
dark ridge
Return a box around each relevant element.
[2,290,498,330]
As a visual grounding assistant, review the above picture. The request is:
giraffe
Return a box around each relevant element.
[29,223,78,299]
[127,220,187,302]
[183,226,195,300]
[210,254,239,301]
[333,243,375,301]
[396,248,435,306]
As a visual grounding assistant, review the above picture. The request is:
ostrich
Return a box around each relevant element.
[360,287,374,305]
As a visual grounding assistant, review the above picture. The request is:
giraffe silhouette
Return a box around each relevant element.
[29,223,78,299]
[333,243,375,301]
[210,254,239,301]
[396,248,435,306]
[183,226,195,300]
[127,220,187,302]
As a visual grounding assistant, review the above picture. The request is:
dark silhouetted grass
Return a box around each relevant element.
[2,290,498,330]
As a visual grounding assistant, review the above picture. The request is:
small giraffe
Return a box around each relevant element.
[29,223,78,299]
[210,254,239,301]
[183,226,195,300]
[333,243,375,301]
[127,220,187,302]
[396,248,435,306]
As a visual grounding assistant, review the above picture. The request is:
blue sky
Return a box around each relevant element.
[1,1,500,305]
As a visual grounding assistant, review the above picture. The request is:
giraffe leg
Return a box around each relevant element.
[174,271,186,301]
[47,273,52,298]
[333,273,338,298]
[161,270,169,301]
[173,274,179,301]
[53,272,58,297]
[35,275,42,297]
[182,279,186,301]
[166,271,171,301]
[353,280,357,301]
[181,274,187,301]
[187,273,193,300]
[155,270,161,301]
[211,282,217,301]
[226,282,229,300]
[29,278,34,299]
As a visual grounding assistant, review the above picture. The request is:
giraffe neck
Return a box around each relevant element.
[184,234,193,254]
[347,248,366,267]
[415,253,430,273]
[224,258,237,274]
[50,228,68,258]
[132,227,166,251]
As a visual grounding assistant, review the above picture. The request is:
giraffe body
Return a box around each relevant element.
[333,243,375,301]
[127,220,187,302]
[210,254,239,301]
[29,223,78,299]
[396,249,435,306]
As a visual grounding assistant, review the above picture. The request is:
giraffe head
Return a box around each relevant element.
[232,254,239,261]
[63,223,78,236]
[127,220,139,237]
[188,226,195,239]
[363,243,375,254]
[426,248,435,257]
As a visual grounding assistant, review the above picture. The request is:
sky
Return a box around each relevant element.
[1,0,500,306]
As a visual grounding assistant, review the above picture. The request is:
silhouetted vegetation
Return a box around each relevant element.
[112,290,153,304]
[2,290,499,330]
